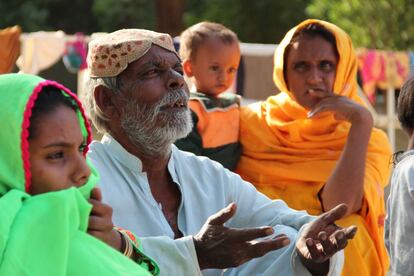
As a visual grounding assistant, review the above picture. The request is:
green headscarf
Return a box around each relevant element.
[0,73,157,275]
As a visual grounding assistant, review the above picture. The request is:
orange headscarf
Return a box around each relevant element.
[237,19,391,275]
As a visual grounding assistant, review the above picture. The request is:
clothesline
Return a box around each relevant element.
[12,30,414,101]
[1,28,410,150]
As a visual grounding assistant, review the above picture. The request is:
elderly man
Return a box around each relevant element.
[84,29,356,276]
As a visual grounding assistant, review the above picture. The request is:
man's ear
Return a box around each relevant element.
[93,85,120,119]
[183,59,194,77]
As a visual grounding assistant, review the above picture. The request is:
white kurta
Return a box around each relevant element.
[88,134,343,276]
[385,150,414,276]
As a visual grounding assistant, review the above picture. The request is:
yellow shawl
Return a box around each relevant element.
[237,19,391,276]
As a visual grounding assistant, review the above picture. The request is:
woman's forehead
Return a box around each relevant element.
[288,36,337,60]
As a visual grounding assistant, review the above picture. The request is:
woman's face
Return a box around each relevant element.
[29,105,91,195]
[285,35,338,110]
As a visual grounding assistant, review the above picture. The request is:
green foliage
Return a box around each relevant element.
[38,0,97,33]
[184,0,311,43]
[307,0,414,50]
[0,0,48,32]
[0,0,155,33]
[92,0,155,32]
[1,0,412,51]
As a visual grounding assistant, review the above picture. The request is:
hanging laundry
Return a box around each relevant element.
[357,49,410,103]
[63,32,88,73]
[17,31,66,74]
[384,51,410,91]
[0,26,21,74]
[409,51,414,76]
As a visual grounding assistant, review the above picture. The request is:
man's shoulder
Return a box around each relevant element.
[172,145,222,166]
[88,140,106,159]
[172,145,237,177]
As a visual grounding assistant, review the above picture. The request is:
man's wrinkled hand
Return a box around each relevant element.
[296,204,357,275]
[193,203,291,270]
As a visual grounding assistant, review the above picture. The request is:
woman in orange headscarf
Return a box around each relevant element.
[237,19,392,276]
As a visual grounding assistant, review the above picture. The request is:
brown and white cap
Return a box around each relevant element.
[87,29,178,78]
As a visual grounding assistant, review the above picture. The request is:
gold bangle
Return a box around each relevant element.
[120,230,133,258]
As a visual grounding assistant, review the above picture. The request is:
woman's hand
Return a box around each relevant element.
[307,88,373,126]
[88,187,122,251]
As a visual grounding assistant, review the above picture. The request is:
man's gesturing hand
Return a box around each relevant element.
[296,204,357,275]
[193,203,291,270]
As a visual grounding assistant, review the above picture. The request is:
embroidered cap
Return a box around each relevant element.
[87,29,178,77]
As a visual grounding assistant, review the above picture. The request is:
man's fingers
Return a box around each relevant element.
[327,226,356,252]
[318,203,348,226]
[318,231,336,256]
[208,203,237,225]
[305,238,325,263]
[344,225,357,239]
[246,234,290,259]
[231,227,274,242]
[330,230,348,251]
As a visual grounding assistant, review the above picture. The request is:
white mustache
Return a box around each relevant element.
[157,89,189,112]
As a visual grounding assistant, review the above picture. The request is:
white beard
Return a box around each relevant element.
[120,88,192,158]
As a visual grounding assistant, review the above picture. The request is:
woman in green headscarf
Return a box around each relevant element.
[0,73,159,275]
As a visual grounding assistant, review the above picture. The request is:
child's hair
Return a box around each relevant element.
[179,21,239,61]
[397,75,414,133]
[29,86,77,140]
[392,150,405,167]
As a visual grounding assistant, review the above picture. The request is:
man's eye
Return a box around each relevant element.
[143,69,159,77]
[210,66,220,72]
[175,68,184,76]
[47,152,64,159]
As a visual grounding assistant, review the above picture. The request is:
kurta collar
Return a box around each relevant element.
[100,134,178,183]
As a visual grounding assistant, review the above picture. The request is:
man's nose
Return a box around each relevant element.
[167,69,185,90]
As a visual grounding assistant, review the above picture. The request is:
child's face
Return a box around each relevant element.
[185,38,240,96]
[29,105,91,195]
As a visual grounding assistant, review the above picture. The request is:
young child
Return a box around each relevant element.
[174,21,242,170]
[385,75,414,275]
[0,73,158,275]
